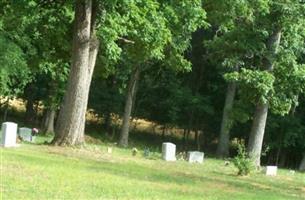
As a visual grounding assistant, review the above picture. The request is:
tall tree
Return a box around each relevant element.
[118,0,207,147]
[247,28,281,167]
[216,82,236,157]
[52,0,99,145]
[223,1,305,167]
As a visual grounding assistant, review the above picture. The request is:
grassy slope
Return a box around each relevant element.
[1,138,305,200]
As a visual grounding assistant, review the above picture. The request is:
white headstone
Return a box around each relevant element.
[266,166,277,176]
[19,127,32,142]
[187,151,204,163]
[1,122,18,147]
[162,142,176,161]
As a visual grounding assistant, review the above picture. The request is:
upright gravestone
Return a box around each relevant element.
[19,127,32,142]
[1,122,18,147]
[266,166,277,176]
[162,142,176,161]
[187,151,204,163]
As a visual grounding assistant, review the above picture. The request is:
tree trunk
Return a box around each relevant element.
[247,29,281,167]
[103,112,112,136]
[25,98,35,123]
[216,82,236,158]
[44,109,56,134]
[248,103,269,167]
[279,150,287,167]
[119,66,140,147]
[3,97,9,121]
[34,101,40,125]
[162,125,166,140]
[195,130,201,151]
[299,153,305,171]
[186,129,190,150]
[182,128,187,150]
[275,147,281,166]
[52,0,93,145]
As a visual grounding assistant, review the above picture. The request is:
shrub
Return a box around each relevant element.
[232,141,254,176]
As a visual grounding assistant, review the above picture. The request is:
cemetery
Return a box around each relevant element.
[1,0,305,199]
[1,120,305,200]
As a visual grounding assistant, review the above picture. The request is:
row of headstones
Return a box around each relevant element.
[0,122,35,147]
[1,124,279,175]
[162,142,204,163]
[162,142,279,176]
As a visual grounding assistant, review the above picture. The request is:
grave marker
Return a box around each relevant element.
[1,122,18,147]
[266,166,277,176]
[187,151,204,163]
[162,142,176,161]
[19,127,32,142]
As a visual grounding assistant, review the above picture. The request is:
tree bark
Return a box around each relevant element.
[279,150,287,167]
[275,147,281,166]
[247,29,281,167]
[3,97,9,121]
[119,66,140,147]
[103,112,112,136]
[216,82,236,158]
[52,0,93,145]
[299,153,305,171]
[44,109,56,134]
[25,98,35,123]
[195,129,201,151]
[248,103,269,167]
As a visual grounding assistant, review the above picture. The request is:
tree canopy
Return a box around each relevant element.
[1,0,305,170]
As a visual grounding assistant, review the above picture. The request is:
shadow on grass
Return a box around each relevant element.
[86,158,304,200]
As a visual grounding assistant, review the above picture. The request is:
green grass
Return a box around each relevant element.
[1,136,304,200]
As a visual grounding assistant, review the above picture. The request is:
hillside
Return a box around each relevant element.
[1,137,304,200]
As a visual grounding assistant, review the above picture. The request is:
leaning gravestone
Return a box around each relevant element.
[187,151,204,163]
[1,122,18,147]
[19,127,32,142]
[162,142,176,161]
[266,166,277,176]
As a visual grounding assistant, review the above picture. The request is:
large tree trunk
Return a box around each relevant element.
[103,111,112,136]
[119,66,140,147]
[44,109,56,134]
[247,29,281,167]
[247,103,269,167]
[3,97,9,121]
[25,98,35,123]
[216,82,236,158]
[299,153,305,171]
[52,0,93,145]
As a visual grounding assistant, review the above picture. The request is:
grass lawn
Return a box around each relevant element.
[1,136,304,200]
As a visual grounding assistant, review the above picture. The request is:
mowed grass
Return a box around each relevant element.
[1,137,304,200]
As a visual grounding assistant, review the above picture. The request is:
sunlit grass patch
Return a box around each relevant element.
[1,139,304,200]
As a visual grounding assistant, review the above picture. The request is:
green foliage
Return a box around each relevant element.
[0,0,72,109]
[0,35,31,96]
[225,69,275,104]
[97,0,207,76]
[232,140,254,176]
[207,0,305,119]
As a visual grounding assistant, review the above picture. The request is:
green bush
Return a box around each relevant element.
[232,142,254,176]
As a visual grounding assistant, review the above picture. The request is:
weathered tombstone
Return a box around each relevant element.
[162,142,176,161]
[187,151,204,163]
[1,122,18,147]
[19,127,32,142]
[266,166,277,176]
[107,147,112,154]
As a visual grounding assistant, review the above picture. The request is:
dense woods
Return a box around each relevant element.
[0,0,305,170]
